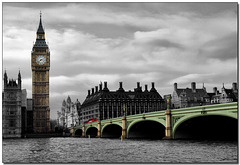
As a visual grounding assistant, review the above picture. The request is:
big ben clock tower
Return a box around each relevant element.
[32,13,50,133]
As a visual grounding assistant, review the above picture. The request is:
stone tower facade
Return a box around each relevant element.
[31,13,50,133]
[2,71,22,138]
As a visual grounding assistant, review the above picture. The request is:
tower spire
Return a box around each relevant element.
[18,69,21,79]
[37,11,44,34]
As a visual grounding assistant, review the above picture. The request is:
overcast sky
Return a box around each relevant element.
[3,2,238,119]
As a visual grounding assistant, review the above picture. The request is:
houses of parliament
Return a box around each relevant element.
[3,13,51,138]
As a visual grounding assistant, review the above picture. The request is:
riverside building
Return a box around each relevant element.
[171,82,238,109]
[80,82,165,123]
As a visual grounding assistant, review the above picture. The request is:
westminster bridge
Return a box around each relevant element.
[73,102,238,139]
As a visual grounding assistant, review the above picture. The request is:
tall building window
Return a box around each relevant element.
[42,112,45,118]
[9,120,15,127]
[37,73,40,81]
[42,122,45,127]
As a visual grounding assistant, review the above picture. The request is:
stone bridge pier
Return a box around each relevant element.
[163,109,172,139]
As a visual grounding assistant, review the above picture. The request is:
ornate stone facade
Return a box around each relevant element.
[31,14,50,132]
[171,82,238,109]
[172,82,208,108]
[58,96,81,128]
[2,71,22,138]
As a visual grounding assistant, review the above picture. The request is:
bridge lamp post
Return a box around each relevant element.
[97,114,101,138]
[123,104,126,117]
[167,95,170,110]
[122,104,127,138]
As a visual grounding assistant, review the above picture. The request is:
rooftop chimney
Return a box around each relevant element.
[213,87,217,95]
[137,82,140,89]
[103,81,109,92]
[144,84,148,92]
[117,82,124,92]
[99,83,102,91]
[150,82,157,92]
[92,88,94,95]
[232,82,237,92]
[174,83,177,91]
[119,82,123,89]
[95,86,98,93]
[152,82,155,88]
[191,82,196,93]
[88,90,90,96]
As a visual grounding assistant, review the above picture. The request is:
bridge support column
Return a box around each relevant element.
[163,110,172,139]
[96,121,101,138]
[81,125,85,138]
[122,116,127,138]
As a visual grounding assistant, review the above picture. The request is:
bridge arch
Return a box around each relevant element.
[85,126,98,137]
[74,129,82,137]
[101,123,122,138]
[127,119,166,139]
[101,123,122,135]
[172,113,237,139]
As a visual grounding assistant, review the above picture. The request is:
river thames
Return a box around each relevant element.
[2,137,238,163]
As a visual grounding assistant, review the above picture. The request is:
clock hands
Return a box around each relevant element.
[36,56,45,65]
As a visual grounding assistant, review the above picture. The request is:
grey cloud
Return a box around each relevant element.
[199,32,237,60]
[3,2,237,119]
[147,39,183,49]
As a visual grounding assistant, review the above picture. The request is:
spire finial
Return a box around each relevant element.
[40,11,42,18]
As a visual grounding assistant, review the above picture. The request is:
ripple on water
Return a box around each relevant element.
[2,138,238,163]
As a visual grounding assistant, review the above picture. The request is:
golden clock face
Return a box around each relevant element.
[36,55,46,65]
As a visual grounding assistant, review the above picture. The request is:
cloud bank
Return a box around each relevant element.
[3,2,237,119]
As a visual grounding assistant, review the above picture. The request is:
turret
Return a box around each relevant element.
[62,99,66,107]
[67,96,71,104]
[18,70,21,88]
[4,70,8,87]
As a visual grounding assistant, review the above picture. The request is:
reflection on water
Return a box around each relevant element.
[2,137,238,163]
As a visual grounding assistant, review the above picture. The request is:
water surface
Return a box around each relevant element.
[2,137,238,163]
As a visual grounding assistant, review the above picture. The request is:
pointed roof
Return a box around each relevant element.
[37,12,44,34]
[4,69,7,78]
[67,96,72,104]
[62,99,66,106]
[18,70,21,79]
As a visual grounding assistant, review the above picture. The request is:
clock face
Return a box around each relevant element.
[36,55,46,65]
